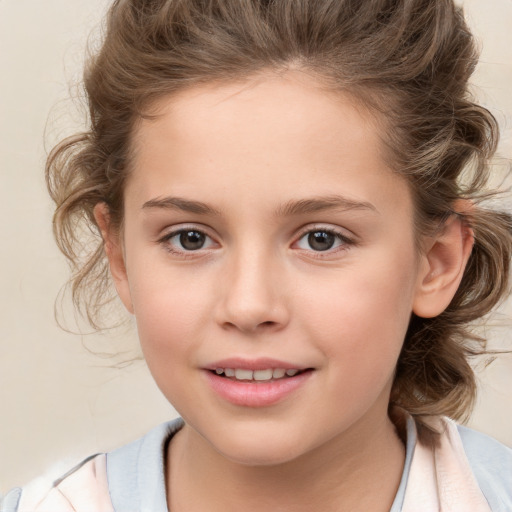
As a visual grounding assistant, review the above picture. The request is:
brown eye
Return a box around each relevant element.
[179,230,206,250]
[160,227,216,256]
[295,228,352,254]
[307,231,336,251]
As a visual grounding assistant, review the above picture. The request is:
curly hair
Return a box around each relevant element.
[46,0,512,423]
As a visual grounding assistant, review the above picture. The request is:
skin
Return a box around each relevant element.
[96,70,473,511]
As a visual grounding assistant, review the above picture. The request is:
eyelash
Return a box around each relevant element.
[158,225,355,258]
[292,226,356,260]
[158,226,217,258]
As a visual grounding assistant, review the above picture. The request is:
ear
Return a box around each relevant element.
[93,202,134,314]
[413,201,474,318]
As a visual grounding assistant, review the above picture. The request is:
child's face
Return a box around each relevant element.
[113,71,427,465]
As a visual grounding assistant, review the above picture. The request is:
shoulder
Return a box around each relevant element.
[1,454,113,512]
[1,418,183,512]
[457,424,512,511]
[106,417,184,512]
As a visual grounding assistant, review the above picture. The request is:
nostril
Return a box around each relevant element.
[221,319,278,333]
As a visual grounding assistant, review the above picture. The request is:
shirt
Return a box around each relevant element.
[2,413,511,511]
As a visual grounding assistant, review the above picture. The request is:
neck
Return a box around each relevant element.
[167,410,406,512]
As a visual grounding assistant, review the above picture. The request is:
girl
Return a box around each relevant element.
[2,0,511,510]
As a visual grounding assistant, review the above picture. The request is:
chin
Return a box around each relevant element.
[221,446,303,467]
[208,427,311,467]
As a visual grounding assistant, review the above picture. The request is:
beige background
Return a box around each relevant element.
[1,0,511,493]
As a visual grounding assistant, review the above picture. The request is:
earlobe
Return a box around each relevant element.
[413,204,474,319]
[93,203,134,314]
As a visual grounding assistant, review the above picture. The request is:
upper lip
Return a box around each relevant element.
[205,357,309,371]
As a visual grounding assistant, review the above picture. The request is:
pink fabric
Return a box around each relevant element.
[18,454,113,512]
[402,416,491,511]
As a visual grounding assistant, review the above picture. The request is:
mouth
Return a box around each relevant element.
[211,367,310,382]
[204,362,314,407]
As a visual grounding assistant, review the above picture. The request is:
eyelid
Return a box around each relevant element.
[158,220,216,237]
[294,223,355,242]
[158,224,219,256]
[292,224,357,253]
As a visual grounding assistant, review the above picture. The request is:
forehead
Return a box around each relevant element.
[127,70,412,220]
[135,70,382,159]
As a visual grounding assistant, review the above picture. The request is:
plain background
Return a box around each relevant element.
[1,0,511,493]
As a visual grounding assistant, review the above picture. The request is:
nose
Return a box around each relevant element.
[215,247,290,334]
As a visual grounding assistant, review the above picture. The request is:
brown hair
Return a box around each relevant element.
[46,0,512,422]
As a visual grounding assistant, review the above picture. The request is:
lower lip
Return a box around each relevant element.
[204,370,313,407]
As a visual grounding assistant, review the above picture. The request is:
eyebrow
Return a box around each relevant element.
[276,195,378,217]
[142,196,222,215]
[142,194,377,217]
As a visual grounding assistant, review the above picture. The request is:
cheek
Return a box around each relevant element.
[300,253,418,379]
[127,262,214,369]
[131,282,211,407]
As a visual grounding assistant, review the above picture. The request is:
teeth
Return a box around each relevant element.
[235,369,253,380]
[253,369,273,381]
[272,368,286,379]
[214,368,302,380]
